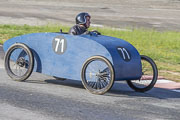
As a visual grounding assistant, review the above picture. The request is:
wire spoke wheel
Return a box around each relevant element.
[4,43,34,81]
[81,56,114,95]
[127,55,158,92]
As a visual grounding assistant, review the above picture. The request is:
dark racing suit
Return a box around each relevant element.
[69,24,88,35]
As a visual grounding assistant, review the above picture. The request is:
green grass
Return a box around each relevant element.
[0,24,180,82]
[0,24,70,44]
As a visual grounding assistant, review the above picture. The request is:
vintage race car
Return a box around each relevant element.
[3,30,158,94]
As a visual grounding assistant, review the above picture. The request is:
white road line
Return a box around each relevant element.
[146,8,180,12]
[130,16,180,20]
[91,24,104,27]
[172,90,180,93]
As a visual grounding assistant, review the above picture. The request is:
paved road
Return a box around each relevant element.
[0,0,180,31]
[0,0,180,119]
[0,45,4,68]
[1,68,180,120]
[0,46,180,120]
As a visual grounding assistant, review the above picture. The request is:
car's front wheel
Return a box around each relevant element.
[81,56,115,95]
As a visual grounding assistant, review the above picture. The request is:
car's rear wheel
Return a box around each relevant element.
[81,56,114,95]
[4,43,34,81]
[127,55,158,92]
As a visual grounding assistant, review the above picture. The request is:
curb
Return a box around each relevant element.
[155,79,180,92]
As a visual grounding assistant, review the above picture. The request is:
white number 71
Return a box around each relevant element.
[55,38,64,53]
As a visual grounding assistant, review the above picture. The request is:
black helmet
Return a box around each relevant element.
[76,12,91,25]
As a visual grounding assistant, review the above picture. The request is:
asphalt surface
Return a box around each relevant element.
[0,46,180,120]
[0,0,180,31]
[0,0,180,119]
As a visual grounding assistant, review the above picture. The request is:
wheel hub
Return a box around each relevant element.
[16,57,26,67]
[96,71,108,82]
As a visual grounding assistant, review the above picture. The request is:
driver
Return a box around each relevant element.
[69,12,91,35]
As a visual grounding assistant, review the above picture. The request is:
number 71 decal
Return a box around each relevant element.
[117,47,131,61]
[55,38,64,53]
[52,36,67,54]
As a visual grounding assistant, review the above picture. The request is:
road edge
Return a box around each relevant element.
[0,45,4,68]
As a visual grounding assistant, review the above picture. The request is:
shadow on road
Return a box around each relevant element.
[25,78,180,99]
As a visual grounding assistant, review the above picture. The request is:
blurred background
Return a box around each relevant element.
[0,0,180,31]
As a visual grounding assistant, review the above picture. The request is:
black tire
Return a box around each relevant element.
[81,56,115,95]
[4,43,34,81]
[127,55,158,92]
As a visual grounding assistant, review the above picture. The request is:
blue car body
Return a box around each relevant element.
[3,32,142,81]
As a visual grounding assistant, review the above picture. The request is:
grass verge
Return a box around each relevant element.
[0,24,180,82]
